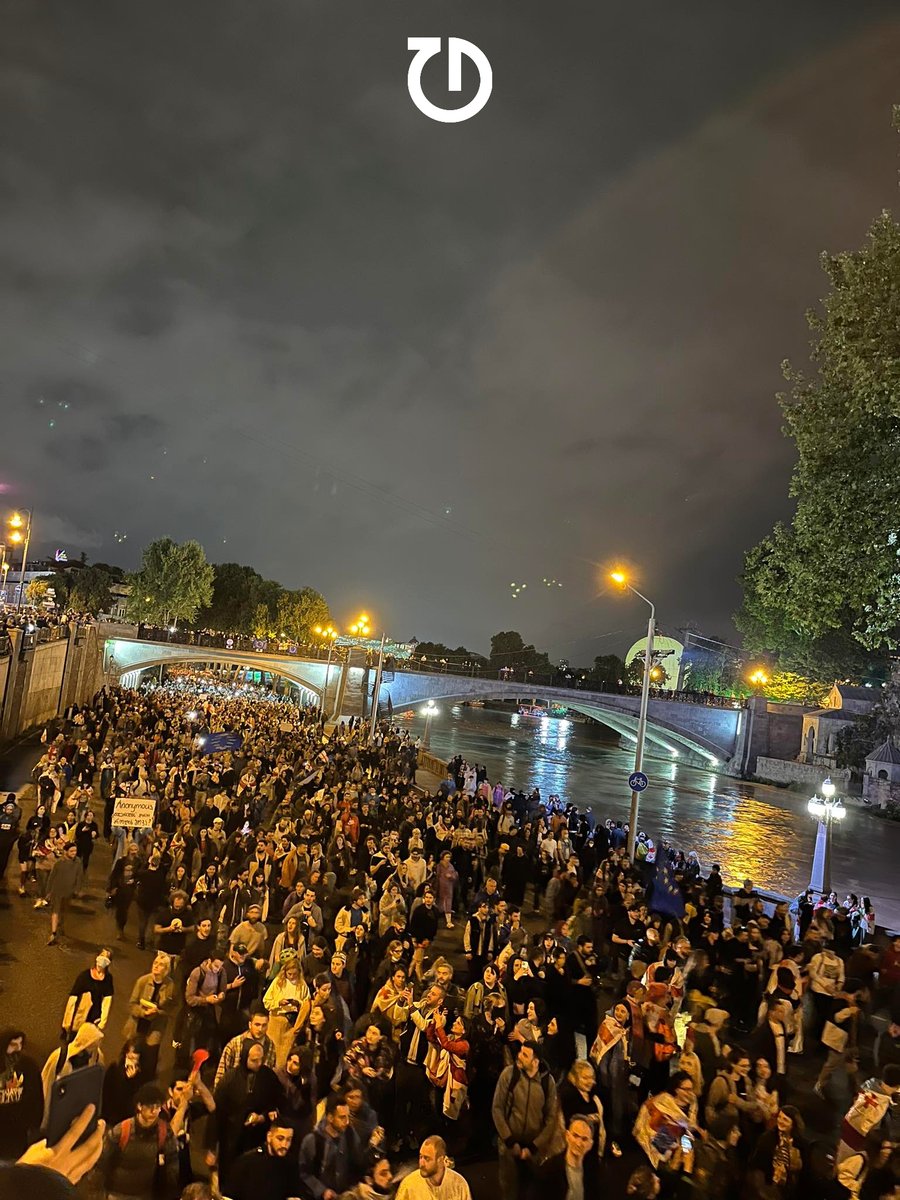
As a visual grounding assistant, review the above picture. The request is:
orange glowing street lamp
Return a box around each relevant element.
[748,668,769,689]
[5,509,33,612]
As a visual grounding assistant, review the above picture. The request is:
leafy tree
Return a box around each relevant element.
[490,630,526,670]
[30,573,70,607]
[69,565,117,614]
[488,631,553,676]
[269,587,330,643]
[761,670,829,706]
[737,190,900,666]
[251,602,273,639]
[25,578,51,607]
[835,678,900,770]
[126,538,214,628]
[198,563,266,634]
[590,654,627,688]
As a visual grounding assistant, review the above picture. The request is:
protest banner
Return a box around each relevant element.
[111,796,157,828]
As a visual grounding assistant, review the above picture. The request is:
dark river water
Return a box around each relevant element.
[412,705,900,928]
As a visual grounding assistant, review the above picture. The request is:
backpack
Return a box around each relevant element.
[503,1063,551,1122]
[117,1116,168,1155]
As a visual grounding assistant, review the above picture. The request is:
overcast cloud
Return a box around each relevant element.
[1,0,898,660]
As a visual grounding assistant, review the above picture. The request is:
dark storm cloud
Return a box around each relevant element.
[1,0,899,656]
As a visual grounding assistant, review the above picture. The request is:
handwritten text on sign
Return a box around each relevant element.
[111,797,157,828]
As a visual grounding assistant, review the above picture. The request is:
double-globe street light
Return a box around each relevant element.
[313,624,339,715]
[610,569,655,862]
[6,510,33,612]
[808,776,845,896]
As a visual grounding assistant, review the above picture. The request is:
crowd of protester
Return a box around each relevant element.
[0,673,899,1200]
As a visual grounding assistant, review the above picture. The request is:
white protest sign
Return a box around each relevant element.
[111,796,157,828]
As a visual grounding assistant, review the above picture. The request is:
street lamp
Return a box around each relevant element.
[313,625,339,714]
[610,568,655,860]
[421,699,439,749]
[6,510,33,612]
[807,776,845,895]
[749,668,769,690]
[348,612,384,740]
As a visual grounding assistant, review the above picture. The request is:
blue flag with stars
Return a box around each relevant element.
[200,732,243,755]
[649,858,685,919]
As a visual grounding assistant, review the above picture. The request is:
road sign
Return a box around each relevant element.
[628,771,649,792]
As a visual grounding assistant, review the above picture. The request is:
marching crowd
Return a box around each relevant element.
[0,675,899,1200]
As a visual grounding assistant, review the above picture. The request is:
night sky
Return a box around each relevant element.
[2,1,899,660]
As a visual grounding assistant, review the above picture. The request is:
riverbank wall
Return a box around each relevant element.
[754,756,852,790]
[0,624,114,742]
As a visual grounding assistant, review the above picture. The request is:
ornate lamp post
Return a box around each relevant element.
[808,777,845,895]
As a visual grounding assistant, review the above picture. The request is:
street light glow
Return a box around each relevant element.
[610,570,626,585]
[749,668,768,686]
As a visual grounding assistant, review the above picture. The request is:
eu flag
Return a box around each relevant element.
[201,732,243,755]
[649,859,685,919]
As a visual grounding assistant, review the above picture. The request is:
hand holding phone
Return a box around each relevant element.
[46,1065,105,1148]
[19,1104,105,1185]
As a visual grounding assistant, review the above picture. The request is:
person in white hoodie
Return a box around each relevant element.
[40,1021,105,1125]
[807,943,845,1037]
[835,1065,900,1165]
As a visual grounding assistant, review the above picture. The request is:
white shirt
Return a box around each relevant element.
[396,1167,472,1200]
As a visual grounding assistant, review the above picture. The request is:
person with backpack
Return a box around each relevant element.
[101,1082,179,1200]
[298,1090,367,1200]
[491,1040,562,1199]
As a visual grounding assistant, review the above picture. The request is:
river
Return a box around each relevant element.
[411,704,900,929]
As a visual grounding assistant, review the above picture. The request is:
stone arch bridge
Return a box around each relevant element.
[104,634,755,773]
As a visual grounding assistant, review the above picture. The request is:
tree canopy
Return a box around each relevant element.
[737,200,900,679]
[126,538,214,628]
[69,564,121,614]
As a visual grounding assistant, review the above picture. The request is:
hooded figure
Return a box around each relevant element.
[591,1004,632,1148]
[40,1020,104,1123]
[0,1028,44,1158]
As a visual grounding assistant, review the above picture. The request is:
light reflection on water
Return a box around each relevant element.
[416,706,900,926]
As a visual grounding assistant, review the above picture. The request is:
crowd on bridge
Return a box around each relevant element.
[0,672,899,1200]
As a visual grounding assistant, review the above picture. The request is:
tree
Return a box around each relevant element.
[198,563,266,634]
[29,573,69,608]
[737,188,900,666]
[126,538,214,628]
[268,587,330,643]
[25,578,50,607]
[590,654,627,689]
[488,631,552,676]
[761,670,829,706]
[835,677,900,770]
[69,565,117,614]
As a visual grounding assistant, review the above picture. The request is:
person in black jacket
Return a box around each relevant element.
[227,1119,301,1200]
[531,1114,598,1200]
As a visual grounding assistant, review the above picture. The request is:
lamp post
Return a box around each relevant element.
[610,570,655,861]
[6,510,32,612]
[369,631,387,742]
[808,776,845,896]
[313,625,339,715]
[421,699,439,749]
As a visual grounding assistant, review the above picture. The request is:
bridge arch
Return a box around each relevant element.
[104,643,324,707]
[380,683,728,766]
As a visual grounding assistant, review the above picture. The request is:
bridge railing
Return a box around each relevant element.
[124,626,747,709]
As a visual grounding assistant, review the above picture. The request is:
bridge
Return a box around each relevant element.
[103,633,754,772]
